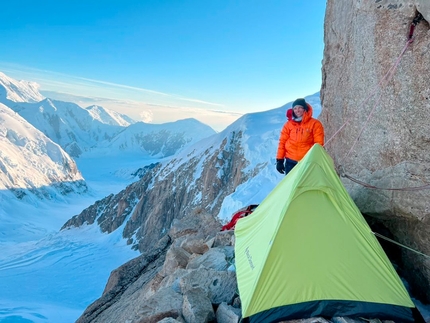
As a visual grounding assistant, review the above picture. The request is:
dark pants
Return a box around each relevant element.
[284,158,298,175]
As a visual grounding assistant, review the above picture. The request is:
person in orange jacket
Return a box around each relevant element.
[276,98,324,175]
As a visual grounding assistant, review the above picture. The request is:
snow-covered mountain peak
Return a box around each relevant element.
[0,72,45,103]
[104,117,216,157]
[0,72,218,159]
[85,104,136,126]
[0,102,86,199]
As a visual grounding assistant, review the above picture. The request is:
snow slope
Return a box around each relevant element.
[0,103,86,198]
[0,153,148,323]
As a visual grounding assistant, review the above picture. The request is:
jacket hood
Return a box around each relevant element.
[292,103,314,123]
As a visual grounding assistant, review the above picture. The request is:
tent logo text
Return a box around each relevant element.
[245,246,255,270]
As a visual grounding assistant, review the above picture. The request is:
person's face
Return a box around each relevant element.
[293,105,305,118]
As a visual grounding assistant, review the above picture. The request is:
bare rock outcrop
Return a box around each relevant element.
[76,210,236,323]
[320,0,430,301]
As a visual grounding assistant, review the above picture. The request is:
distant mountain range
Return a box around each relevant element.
[0,71,218,199]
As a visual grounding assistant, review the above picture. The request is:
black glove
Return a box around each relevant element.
[276,159,285,174]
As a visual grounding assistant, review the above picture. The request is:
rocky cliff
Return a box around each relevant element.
[320,0,430,302]
[63,129,254,253]
[75,211,240,323]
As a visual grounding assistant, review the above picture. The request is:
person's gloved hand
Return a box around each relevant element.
[276,159,285,174]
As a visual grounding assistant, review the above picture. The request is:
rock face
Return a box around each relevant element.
[320,0,430,301]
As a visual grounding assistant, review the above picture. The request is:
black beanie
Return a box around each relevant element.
[292,98,308,111]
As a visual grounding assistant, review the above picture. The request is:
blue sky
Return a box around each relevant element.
[0,1,325,131]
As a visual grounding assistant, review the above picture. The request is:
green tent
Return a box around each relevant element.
[235,144,419,322]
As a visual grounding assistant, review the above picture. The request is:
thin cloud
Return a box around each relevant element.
[174,97,224,107]
[74,76,225,108]
[0,63,224,108]
[43,90,240,117]
[0,63,242,131]
[73,76,172,97]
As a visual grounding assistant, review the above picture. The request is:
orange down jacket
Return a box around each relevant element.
[276,103,324,162]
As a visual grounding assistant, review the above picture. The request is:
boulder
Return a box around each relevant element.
[215,302,241,323]
[182,288,215,323]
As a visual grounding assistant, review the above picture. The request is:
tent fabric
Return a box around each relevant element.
[234,144,416,322]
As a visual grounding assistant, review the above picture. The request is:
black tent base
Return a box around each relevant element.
[242,299,425,323]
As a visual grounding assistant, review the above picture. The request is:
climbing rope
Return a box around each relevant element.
[324,39,411,148]
[372,231,430,259]
[340,171,430,191]
[324,38,412,150]
[325,12,423,149]
[343,37,413,161]
[326,12,429,191]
